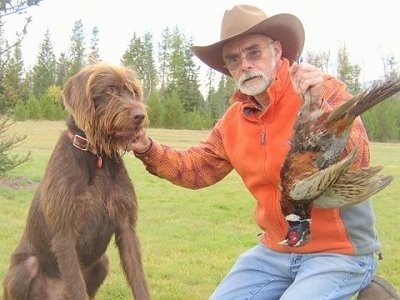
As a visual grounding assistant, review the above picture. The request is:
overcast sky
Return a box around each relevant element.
[3,0,399,82]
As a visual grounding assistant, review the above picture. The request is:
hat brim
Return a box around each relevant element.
[191,13,305,76]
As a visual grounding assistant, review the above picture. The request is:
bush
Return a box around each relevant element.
[0,116,31,175]
[13,95,66,121]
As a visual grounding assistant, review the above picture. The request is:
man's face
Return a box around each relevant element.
[222,34,282,96]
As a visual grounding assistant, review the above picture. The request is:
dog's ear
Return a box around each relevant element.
[62,67,96,131]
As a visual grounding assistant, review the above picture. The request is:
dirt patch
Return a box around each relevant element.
[0,176,39,190]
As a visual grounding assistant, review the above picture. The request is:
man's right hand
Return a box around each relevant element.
[128,129,152,154]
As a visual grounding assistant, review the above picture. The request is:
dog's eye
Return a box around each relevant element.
[120,87,138,101]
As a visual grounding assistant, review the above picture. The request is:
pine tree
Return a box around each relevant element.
[158,28,172,92]
[0,116,32,174]
[382,54,399,81]
[0,43,27,113]
[304,50,331,73]
[88,26,101,64]
[121,31,157,99]
[337,43,361,94]
[68,19,86,76]
[31,29,56,99]
[0,0,39,175]
[166,28,203,112]
[55,52,70,86]
[163,89,184,129]
[181,37,204,112]
[146,89,163,128]
[208,75,235,122]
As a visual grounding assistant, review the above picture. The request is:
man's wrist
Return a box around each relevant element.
[134,138,153,155]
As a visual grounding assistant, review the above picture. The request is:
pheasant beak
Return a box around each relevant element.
[279,218,311,247]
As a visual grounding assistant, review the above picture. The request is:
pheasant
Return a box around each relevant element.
[279,78,400,247]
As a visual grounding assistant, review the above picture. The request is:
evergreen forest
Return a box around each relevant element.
[1,0,400,141]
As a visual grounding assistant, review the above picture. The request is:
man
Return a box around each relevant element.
[130,4,399,300]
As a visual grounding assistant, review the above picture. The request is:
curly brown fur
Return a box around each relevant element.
[3,64,150,300]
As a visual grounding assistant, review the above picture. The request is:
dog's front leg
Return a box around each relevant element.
[115,216,150,300]
[51,234,89,300]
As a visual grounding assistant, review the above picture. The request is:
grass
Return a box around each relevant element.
[0,121,399,299]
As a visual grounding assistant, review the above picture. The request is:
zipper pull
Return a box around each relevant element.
[260,129,266,144]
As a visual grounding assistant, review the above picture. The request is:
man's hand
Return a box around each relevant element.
[290,62,324,106]
[127,129,152,154]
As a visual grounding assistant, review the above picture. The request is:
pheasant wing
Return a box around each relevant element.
[289,148,357,201]
[314,167,394,208]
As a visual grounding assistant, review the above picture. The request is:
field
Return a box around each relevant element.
[0,121,399,299]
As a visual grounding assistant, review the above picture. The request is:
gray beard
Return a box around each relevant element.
[239,76,272,96]
[238,69,273,96]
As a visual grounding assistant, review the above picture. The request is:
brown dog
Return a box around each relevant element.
[3,64,150,300]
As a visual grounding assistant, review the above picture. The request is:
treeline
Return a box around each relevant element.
[1,1,400,141]
[1,18,238,129]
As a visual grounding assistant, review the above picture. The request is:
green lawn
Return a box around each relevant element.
[0,121,399,299]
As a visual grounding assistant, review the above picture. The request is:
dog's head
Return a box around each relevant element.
[63,64,148,155]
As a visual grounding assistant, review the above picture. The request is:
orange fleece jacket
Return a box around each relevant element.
[136,58,379,255]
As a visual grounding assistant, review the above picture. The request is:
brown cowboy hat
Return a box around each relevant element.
[191,5,305,76]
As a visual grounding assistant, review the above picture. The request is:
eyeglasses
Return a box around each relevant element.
[223,41,275,71]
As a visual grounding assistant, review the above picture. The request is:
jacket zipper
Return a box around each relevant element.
[260,128,266,144]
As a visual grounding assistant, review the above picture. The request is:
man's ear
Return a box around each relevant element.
[273,40,283,59]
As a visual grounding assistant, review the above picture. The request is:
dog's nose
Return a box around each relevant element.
[131,109,146,123]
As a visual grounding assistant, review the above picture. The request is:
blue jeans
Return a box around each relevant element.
[210,243,376,300]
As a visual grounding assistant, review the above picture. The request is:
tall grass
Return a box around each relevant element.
[0,121,399,299]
